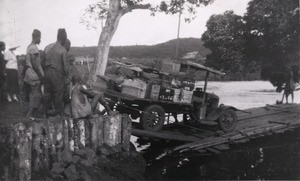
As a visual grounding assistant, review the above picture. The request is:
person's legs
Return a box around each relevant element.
[0,76,4,103]
[27,83,42,117]
[6,69,13,101]
[90,93,101,112]
[88,91,113,115]
[281,92,285,103]
[1,75,7,103]
[96,94,113,115]
[43,69,54,114]
[11,69,19,101]
[52,70,65,115]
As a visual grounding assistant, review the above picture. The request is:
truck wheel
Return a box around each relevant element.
[141,105,165,131]
[218,109,237,133]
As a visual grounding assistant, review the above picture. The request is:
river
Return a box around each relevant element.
[132,81,300,180]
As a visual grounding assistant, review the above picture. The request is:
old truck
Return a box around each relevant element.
[102,61,238,133]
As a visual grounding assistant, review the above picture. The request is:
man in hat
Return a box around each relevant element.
[4,45,20,102]
[0,41,6,103]
[24,29,44,118]
[43,28,69,116]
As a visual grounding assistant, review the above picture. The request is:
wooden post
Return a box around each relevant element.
[62,119,69,150]
[121,114,132,154]
[0,126,15,180]
[47,118,57,165]
[90,116,104,151]
[40,121,49,171]
[84,119,91,148]
[32,121,42,173]
[54,118,64,154]
[13,123,32,180]
[67,118,75,152]
[77,119,86,148]
[103,114,122,147]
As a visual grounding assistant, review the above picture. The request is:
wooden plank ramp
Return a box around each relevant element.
[132,103,300,154]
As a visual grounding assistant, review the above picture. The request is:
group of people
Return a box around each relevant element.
[0,28,113,119]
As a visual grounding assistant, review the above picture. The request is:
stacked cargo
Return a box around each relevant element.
[117,63,194,104]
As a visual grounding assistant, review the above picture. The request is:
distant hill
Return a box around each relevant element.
[69,38,209,59]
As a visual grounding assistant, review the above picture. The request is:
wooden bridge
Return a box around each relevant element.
[131,103,300,154]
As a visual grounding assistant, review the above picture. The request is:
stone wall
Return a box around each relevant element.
[0,113,132,180]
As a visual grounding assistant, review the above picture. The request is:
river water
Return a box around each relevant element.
[132,81,300,180]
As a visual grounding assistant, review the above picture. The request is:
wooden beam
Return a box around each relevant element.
[132,128,199,142]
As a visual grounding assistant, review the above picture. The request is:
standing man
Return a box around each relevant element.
[43,29,69,116]
[4,45,20,102]
[0,41,6,103]
[283,66,295,104]
[24,29,44,118]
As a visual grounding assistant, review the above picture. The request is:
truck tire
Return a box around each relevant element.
[218,109,237,133]
[140,104,165,131]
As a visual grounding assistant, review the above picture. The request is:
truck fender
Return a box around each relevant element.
[205,104,238,122]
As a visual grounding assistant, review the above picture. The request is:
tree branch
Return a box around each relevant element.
[122,3,151,14]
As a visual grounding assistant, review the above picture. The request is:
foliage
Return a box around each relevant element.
[244,0,299,86]
[81,0,214,29]
[201,11,251,74]
[201,1,299,84]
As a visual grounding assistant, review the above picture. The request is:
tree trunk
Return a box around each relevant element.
[90,0,124,82]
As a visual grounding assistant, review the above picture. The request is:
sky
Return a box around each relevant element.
[0,0,250,55]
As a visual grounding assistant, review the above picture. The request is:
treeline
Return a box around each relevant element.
[202,0,299,85]
[71,0,299,83]
[70,38,209,59]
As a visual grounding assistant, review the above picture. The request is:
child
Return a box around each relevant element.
[71,75,113,119]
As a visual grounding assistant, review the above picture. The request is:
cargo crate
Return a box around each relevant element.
[121,79,147,98]
[173,88,183,103]
[180,90,193,104]
[122,86,146,98]
[150,84,160,100]
[159,87,175,101]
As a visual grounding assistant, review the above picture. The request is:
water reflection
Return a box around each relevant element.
[136,129,300,180]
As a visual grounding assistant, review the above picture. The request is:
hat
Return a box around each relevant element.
[9,46,20,51]
[57,28,67,41]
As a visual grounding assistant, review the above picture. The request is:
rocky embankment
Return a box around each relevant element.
[0,114,146,180]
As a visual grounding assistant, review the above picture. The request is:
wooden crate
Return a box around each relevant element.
[150,84,160,100]
[159,87,175,101]
[121,79,147,98]
[181,90,193,104]
[173,88,183,103]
